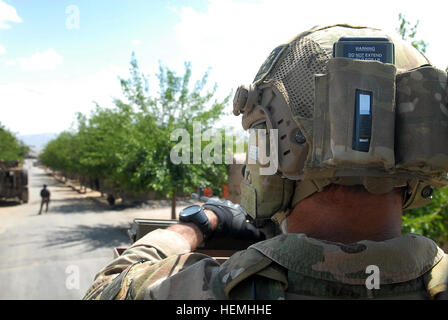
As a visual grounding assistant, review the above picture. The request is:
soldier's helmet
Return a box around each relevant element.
[233,24,448,223]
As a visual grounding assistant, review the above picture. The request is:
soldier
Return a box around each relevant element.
[84,24,448,300]
[38,184,50,215]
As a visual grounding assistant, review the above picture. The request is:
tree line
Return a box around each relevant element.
[0,123,29,163]
[40,55,232,217]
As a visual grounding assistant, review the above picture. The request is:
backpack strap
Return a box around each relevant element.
[249,263,288,300]
[215,248,288,300]
[228,262,288,300]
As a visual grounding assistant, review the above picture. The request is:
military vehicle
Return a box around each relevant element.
[0,161,29,203]
[121,155,260,262]
[124,193,279,263]
[124,216,258,264]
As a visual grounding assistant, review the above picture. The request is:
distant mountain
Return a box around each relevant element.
[19,133,58,151]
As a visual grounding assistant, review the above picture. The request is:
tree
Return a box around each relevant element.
[40,131,80,173]
[74,104,138,188]
[0,123,29,162]
[397,14,448,245]
[403,190,448,245]
[116,54,230,218]
[41,54,230,219]
[397,13,428,54]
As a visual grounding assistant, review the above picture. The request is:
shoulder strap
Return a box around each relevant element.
[227,263,288,300]
[249,263,288,300]
[216,248,288,300]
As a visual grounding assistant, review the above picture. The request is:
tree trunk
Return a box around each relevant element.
[171,188,177,220]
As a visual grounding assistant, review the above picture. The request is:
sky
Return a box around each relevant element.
[0,0,447,136]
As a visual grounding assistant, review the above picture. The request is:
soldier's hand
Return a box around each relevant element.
[203,199,265,242]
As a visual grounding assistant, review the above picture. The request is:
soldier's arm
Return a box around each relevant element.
[167,209,218,250]
[83,210,218,299]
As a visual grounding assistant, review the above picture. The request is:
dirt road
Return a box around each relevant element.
[0,160,187,300]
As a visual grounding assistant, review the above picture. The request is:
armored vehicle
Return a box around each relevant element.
[0,161,29,203]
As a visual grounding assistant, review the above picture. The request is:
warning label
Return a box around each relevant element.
[342,43,391,63]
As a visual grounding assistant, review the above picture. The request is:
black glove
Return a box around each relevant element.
[203,199,265,242]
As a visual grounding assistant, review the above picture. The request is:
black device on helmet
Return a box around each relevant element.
[333,36,395,153]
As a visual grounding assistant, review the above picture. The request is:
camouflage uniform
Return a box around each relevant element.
[84,229,447,300]
[84,24,448,300]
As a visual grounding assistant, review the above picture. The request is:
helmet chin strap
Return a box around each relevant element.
[270,179,331,227]
[291,179,332,209]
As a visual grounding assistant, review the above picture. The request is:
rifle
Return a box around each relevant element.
[123,194,281,263]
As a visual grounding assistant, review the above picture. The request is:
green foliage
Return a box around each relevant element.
[397,13,428,53]
[0,123,29,162]
[40,131,80,173]
[41,54,230,202]
[403,188,448,245]
[116,54,230,198]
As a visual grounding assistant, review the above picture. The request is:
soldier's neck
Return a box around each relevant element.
[286,186,403,244]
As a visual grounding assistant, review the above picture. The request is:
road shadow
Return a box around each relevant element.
[43,224,130,252]
[30,181,60,188]
[45,188,74,193]
[38,195,158,215]
[47,198,110,214]
[106,201,147,211]
[0,200,22,207]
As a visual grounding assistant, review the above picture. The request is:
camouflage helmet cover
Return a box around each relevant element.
[234,24,448,215]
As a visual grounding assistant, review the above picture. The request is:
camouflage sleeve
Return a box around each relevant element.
[83,228,192,300]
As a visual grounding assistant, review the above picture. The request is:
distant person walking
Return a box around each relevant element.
[38,185,50,215]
